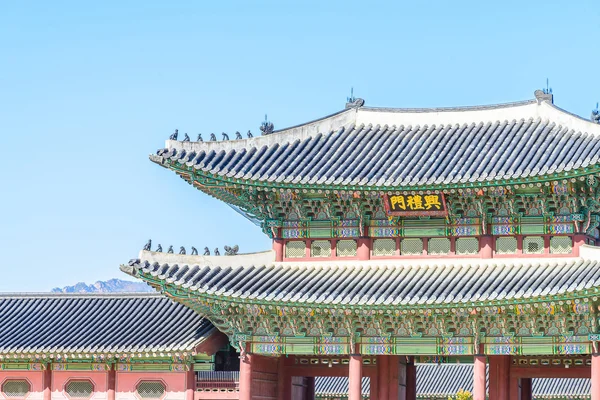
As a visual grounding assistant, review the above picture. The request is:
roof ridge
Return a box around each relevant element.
[361,98,537,114]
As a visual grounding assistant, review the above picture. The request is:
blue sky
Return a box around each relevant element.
[1,0,599,291]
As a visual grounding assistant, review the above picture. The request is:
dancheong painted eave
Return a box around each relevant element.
[150,91,600,192]
[121,245,600,310]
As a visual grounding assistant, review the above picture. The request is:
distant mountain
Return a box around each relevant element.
[51,278,154,294]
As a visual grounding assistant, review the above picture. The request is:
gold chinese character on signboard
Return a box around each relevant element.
[406,195,424,210]
[389,195,406,210]
[424,195,442,210]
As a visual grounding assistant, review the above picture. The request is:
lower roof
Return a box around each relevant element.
[124,247,600,308]
[0,293,214,357]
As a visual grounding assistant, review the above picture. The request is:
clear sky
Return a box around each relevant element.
[1,0,599,291]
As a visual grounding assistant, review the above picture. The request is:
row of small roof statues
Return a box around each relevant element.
[168,115,275,141]
[143,240,239,256]
[169,129,253,142]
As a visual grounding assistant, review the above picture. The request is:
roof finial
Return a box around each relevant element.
[591,102,600,124]
[260,114,274,135]
[543,78,552,95]
[534,81,553,104]
[347,87,355,103]
[345,87,365,109]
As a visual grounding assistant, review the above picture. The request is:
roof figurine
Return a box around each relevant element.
[214,248,220,256]
[210,133,217,141]
[179,246,186,254]
[156,244,162,252]
[183,133,190,142]
[235,131,242,139]
[222,132,229,140]
[203,247,210,255]
[169,129,178,140]
[247,130,253,138]
[259,114,274,135]
[197,133,203,141]
[224,245,239,255]
[143,239,152,251]
[191,246,198,255]
[167,245,174,254]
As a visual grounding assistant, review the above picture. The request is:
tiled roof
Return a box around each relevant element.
[123,248,600,307]
[314,364,591,399]
[153,96,600,189]
[0,293,214,355]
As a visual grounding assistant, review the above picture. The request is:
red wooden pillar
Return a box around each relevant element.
[377,356,389,400]
[304,377,315,400]
[488,355,510,400]
[473,355,486,400]
[349,354,363,400]
[107,366,116,400]
[592,353,600,400]
[573,233,587,256]
[480,235,493,259]
[43,363,52,400]
[239,353,253,400]
[185,366,195,400]
[273,238,284,261]
[278,356,292,400]
[388,355,400,400]
[406,357,416,400]
[521,378,532,400]
[357,237,370,260]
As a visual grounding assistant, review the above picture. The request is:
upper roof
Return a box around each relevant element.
[152,91,600,191]
[0,293,214,357]
[123,245,600,308]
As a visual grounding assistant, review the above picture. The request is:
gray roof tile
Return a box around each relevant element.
[0,293,213,355]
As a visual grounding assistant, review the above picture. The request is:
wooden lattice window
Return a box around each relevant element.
[2,380,30,398]
[65,381,93,399]
[496,237,517,254]
[523,236,544,254]
[428,238,450,255]
[336,240,357,257]
[285,241,305,258]
[400,238,422,256]
[456,237,479,255]
[311,240,331,257]
[550,236,572,254]
[137,382,166,399]
[373,238,396,256]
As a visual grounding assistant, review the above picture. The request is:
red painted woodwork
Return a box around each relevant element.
[304,377,315,400]
[388,356,400,400]
[574,234,587,256]
[273,239,284,262]
[593,353,600,400]
[348,355,362,400]
[195,331,230,356]
[107,367,116,400]
[357,237,370,260]
[377,355,389,400]
[488,355,510,400]
[185,368,195,400]
[406,357,416,400]
[473,356,486,400]
[239,354,252,400]
[521,378,532,400]
[43,364,52,400]
[480,235,493,259]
